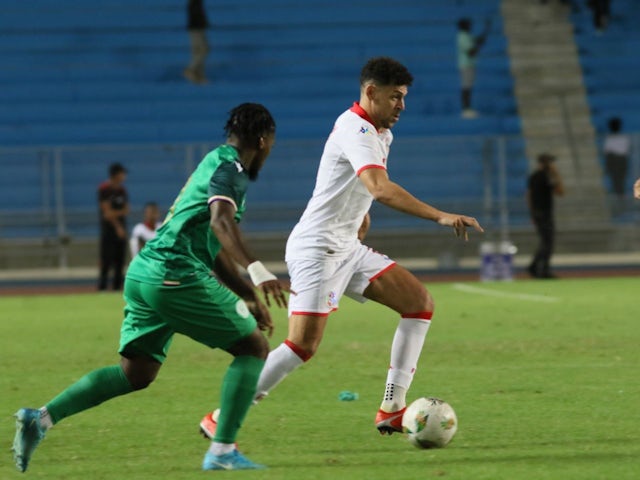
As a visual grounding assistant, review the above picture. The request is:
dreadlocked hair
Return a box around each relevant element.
[360,57,414,88]
[224,103,276,145]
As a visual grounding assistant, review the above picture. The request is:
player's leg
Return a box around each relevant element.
[252,257,348,402]
[112,237,127,291]
[13,278,170,472]
[161,277,267,470]
[355,256,434,434]
[200,328,269,470]
[254,312,328,400]
[98,233,111,290]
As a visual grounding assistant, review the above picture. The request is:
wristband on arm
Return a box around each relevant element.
[247,261,277,286]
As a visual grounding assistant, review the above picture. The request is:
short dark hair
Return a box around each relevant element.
[458,18,471,30]
[608,117,622,132]
[109,162,127,177]
[224,103,276,145]
[360,57,413,88]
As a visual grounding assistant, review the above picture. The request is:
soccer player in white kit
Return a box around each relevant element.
[129,202,162,258]
[200,56,483,437]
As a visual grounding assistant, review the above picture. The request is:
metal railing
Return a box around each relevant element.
[1,133,639,268]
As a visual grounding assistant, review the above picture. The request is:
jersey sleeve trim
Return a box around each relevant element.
[356,164,387,176]
[208,195,238,212]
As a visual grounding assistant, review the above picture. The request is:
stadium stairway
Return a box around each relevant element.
[500,0,610,227]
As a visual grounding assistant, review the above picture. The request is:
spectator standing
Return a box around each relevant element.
[129,202,162,258]
[98,163,129,291]
[588,0,611,34]
[456,18,490,119]
[603,116,630,215]
[527,153,564,279]
[184,0,210,84]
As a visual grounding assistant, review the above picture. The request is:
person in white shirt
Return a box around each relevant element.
[603,117,631,214]
[199,57,483,440]
[129,202,161,258]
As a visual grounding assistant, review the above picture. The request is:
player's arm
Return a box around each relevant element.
[209,200,288,308]
[634,178,640,199]
[358,168,483,240]
[213,247,273,337]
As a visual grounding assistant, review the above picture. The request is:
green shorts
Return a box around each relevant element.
[119,276,257,363]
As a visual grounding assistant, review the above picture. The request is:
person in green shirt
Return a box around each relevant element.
[12,103,289,472]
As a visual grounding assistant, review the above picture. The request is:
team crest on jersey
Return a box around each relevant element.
[327,291,338,308]
[359,126,374,136]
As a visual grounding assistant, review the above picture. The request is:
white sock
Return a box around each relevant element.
[255,341,306,401]
[380,317,431,412]
[39,407,53,430]
[209,442,235,456]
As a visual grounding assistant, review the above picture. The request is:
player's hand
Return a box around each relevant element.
[437,214,484,241]
[115,224,127,239]
[634,178,640,199]
[246,299,274,338]
[257,279,294,309]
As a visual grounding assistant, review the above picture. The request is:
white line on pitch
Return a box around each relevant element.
[451,283,559,303]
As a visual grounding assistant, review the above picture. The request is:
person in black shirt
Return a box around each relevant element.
[527,153,565,278]
[98,163,129,290]
[184,0,210,84]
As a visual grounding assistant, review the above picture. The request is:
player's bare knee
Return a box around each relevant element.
[120,357,159,391]
[227,329,270,360]
[404,286,434,317]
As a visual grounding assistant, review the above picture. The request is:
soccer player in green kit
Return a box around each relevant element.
[12,103,289,472]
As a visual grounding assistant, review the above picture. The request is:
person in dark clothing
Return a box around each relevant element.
[527,153,565,279]
[98,163,129,290]
[184,0,210,84]
[588,0,611,33]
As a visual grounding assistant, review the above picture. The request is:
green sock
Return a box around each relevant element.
[214,355,265,444]
[46,365,134,424]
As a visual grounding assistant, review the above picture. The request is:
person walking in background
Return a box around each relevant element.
[129,202,162,258]
[12,103,291,473]
[527,153,565,279]
[184,0,210,84]
[98,163,129,291]
[603,116,630,215]
[456,17,490,119]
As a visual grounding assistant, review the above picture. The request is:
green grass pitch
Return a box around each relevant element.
[1,277,639,479]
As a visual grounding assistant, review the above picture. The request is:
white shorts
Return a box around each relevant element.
[286,244,396,317]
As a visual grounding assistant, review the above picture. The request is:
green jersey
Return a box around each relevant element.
[127,144,248,285]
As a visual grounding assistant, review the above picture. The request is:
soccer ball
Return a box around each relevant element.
[401,397,458,449]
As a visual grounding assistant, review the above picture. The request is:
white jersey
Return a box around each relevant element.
[129,222,161,258]
[286,103,393,261]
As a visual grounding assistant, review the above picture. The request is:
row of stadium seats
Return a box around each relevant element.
[0,0,529,238]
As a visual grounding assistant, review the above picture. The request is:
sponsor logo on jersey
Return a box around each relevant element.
[236,299,250,318]
[359,126,375,136]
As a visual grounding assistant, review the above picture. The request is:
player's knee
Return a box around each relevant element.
[120,356,159,391]
[404,287,434,317]
[227,329,270,360]
[285,338,317,360]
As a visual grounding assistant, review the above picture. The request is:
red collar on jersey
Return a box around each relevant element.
[349,102,379,131]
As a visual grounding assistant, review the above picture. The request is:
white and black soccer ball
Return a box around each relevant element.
[402,397,458,449]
